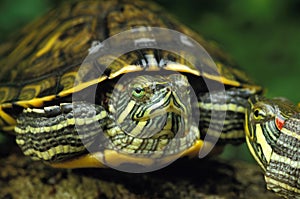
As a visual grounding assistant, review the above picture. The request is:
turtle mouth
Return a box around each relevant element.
[135,106,188,122]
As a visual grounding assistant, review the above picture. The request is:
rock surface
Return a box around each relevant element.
[0,149,281,199]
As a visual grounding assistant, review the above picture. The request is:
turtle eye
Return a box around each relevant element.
[253,108,266,120]
[132,85,145,99]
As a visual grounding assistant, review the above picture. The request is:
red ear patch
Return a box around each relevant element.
[275,117,285,130]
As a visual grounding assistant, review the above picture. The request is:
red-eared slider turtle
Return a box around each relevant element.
[245,96,300,198]
[1,0,298,197]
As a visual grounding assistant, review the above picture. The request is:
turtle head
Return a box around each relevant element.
[245,96,300,196]
[109,73,192,139]
[245,95,298,171]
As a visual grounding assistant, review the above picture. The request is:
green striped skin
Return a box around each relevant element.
[15,102,107,161]
[245,96,300,198]
[199,88,256,143]
[15,74,200,162]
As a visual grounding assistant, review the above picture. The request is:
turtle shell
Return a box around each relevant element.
[0,0,265,171]
[0,0,262,132]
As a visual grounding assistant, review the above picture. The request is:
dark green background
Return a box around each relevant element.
[0,0,299,162]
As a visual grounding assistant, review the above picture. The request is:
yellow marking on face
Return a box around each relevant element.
[245,135,266,172]
[129,121,147,137]
[255,124,273,164]
[245,113,266,171]
[117,100,136,124]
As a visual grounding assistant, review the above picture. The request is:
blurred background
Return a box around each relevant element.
[0,0,299,162]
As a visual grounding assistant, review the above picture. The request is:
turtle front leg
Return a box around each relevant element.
[14,102,108,168]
